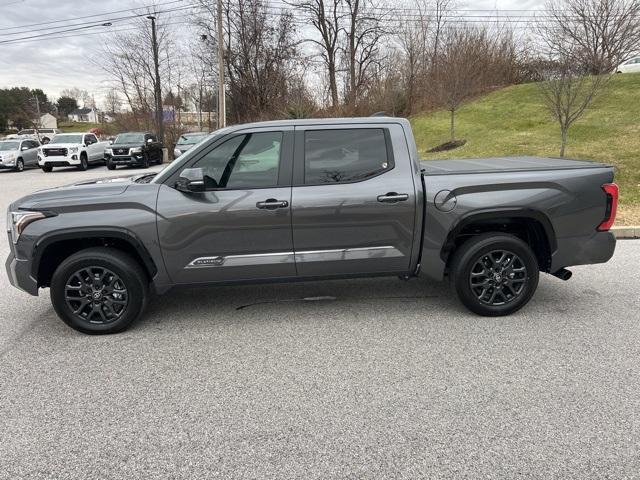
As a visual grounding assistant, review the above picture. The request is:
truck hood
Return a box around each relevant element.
[11,173,156,210]
[42,143,84,148]
[110,143,144,149]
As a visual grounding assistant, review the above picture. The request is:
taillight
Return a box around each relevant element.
[597,183,618,232]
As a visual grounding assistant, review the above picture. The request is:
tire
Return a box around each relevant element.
[50,247,149,334]
[141,152,150,169]
[14,158,24,172]
[449,233,539,317]
[106,159,116,170]
[78,154,88,171]
[41,164,53,172]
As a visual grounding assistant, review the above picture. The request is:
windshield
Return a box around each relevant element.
[51,134,83,144]
[177,133,208,145]
[115,133,146,144]
[0,141,19,151]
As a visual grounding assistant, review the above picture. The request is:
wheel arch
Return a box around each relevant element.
[33,227,158,288]
[442,208,557,273]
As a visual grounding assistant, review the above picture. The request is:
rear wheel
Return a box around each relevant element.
[14,158,24,172]
[450,233,539,316]
[50,247,149,334]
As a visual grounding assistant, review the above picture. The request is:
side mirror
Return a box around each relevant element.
[21,146,29,151]
[147,138,153,144]
[109,140,114,145]
[176,168,205,193]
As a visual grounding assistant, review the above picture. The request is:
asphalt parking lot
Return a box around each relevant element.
[0,165,639,479]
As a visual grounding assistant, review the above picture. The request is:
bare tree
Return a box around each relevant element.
[396,0,431,114]
[100,13,176,132]
[289,0,343,109]
[60,87,90,108]
[343,0,387,108]
[540,0,640,74]
[538,61,609,157]
[104,88,122,113]
[430,27,489,143]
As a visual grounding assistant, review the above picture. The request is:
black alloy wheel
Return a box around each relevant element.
[64,266,129,325]
[450,233,539,316]
[50,247,149,334]
[469,250,528,306]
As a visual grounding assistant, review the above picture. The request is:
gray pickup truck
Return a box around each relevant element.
[6,118,617,334]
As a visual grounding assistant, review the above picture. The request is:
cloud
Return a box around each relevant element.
[0,0,546,105]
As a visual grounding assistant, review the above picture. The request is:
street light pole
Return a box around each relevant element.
[148,15,164,144]
[216,0,225,129]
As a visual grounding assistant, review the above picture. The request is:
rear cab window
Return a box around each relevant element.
[303,128,392,185]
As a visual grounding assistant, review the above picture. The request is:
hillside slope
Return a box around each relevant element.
[410,74,640,225]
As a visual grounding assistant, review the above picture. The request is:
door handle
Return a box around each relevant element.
[377,192,409,203]
[256,199,289,210]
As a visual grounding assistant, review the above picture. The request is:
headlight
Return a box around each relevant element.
[69,147,79,153]
[105,148,112,155]
[2,152,16,162]
[7,210,48,244]
[131,147,142,154]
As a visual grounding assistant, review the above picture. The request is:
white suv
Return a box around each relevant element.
[38,133,109,172]
[18,128,62,143]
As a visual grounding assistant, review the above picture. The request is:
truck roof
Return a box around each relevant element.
[220,116,410,132]
[421,156,612,175]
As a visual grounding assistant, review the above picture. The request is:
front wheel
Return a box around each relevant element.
[450,233,539,316]
[41,164,53,172]
[14,158,24,172]
[106,159,116,170]
[50,247,149,334]
[78,154,88,171]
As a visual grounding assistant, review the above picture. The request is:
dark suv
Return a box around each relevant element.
[105,132,163,169]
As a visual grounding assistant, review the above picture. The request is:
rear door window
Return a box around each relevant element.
[303,129,391,184]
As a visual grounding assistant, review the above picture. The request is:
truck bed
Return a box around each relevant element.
[421,156,611,175]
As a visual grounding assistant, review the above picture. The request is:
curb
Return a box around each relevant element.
[611,226,640,239]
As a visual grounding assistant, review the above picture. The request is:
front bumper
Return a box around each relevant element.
[5,242,38,296]
[0,162,16,169]
[39,156,80,166]
[106,154,145,166]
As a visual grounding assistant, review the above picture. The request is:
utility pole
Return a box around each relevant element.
[32,93,41,137]
[216,0,226,129]
[148,15,164,144]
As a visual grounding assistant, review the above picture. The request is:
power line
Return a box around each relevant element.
[0,0,188,32]
[0,4,199,44]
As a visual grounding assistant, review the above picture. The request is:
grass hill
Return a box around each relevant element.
[410,73,640,225]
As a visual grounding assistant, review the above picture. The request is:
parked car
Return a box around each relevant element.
[38,133,109,172]
[5,117,617,334]
[173,132,209,158]
[18,128,62,143]
[104,132,163,169]
[615,56,640,73]
[0,138,40,172]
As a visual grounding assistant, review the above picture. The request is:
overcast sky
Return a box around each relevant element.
[0,0,544,107]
